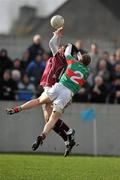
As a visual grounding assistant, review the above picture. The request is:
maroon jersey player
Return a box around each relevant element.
[40,27,76,156]
[7,27,76,157]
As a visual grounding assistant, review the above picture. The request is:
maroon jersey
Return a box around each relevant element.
[40,52,66,87]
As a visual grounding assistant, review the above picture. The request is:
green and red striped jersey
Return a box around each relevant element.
[60,55,89,94]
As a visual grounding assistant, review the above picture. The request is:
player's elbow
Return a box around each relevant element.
[49,39,53,48]
[64,51,70,58]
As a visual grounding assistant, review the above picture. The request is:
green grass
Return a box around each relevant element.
[0,154,120,180]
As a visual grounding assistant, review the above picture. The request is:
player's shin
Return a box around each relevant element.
[32,111,61,151]
[20,99,40,110]
[42,111,61,137]
[6,94,51,115]
[53,119,69,141]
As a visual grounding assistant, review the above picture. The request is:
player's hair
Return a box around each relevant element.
[71,44,78,56]
[81,54,91,66]
[64,44,78,55]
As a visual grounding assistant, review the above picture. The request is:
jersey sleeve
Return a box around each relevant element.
[65,44,78,66]
[49,34,61,56]
[64,43,76,64]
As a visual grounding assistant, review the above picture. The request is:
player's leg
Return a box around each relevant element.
[32,84,76,155]
[42,102,69,142]
[32,110,62,150]
[6,92,51,115]
[42,103,52,123]
[43,111,61,135]
[42,107,76,155]
[54,118,75,151]
[32,109,76,156]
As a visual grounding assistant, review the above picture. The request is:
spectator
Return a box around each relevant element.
[18,74,35,92]
[12,59,22,83]
[109,79,120,104]
[90,76,108,103]
[96,59,110,83]
[21,51,30,71]
[28,34,44,63]
[102,51,113,72]
[0,49,13,80]
[73,83,90,102]
[43,52,50,62]
[109,53,117,66]
[11,70,21,83]
[17,74,35,101]
[111,63,120,81]
[89,43,100,73]
[13,58,21,71]
[0,70,17,100]
[26,53,46,86]
[74,39,87,55]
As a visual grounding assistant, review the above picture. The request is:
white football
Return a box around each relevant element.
[50,15,64,29]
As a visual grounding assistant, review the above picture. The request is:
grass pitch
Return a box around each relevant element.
[0,154,120,180]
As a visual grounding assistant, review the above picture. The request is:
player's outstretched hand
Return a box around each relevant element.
[6,108,15,115]
[54,27,64,37]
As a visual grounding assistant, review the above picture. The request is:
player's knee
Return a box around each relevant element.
[37,97,41,104]
[53,104,63,114]
[37,96,45,104]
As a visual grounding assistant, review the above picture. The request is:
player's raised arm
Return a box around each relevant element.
[64,43,80,60]
[49,27,64,56]
[64,43,73,59]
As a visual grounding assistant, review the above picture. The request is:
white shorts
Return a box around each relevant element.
[42,86,51,111]
[43,86,51,92]
[45,83,73,113]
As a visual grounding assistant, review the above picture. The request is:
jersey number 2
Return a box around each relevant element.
[70,71,84,84]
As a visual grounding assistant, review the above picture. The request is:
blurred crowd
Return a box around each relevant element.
[0,35,120,104]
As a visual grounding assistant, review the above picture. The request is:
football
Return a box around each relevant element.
[50,15,64,29]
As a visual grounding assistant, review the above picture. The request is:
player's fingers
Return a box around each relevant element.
[59,27,63,30]
[6,108,13,115]
[57,27,64,32]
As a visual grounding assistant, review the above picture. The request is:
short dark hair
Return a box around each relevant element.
[71,44,78,56]
[81,54,91,66]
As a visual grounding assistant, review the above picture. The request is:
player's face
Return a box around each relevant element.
[58,46,65,56]
[79,55,84,64]
[73,52,78,60]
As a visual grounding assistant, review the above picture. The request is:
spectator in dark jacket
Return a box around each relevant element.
[0,70,17,100]
[28,34,44,63]
[0,49,13,80]
[109,79,120,104]
[73,83,90,103]
[21,51,30,71]
[111,63,120,81]
[102,51,113,72]
[26,53,46,86]
[12,58,22,71]
[96,59,110,84]
[90,76,108,103]
[109,63,120,103]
